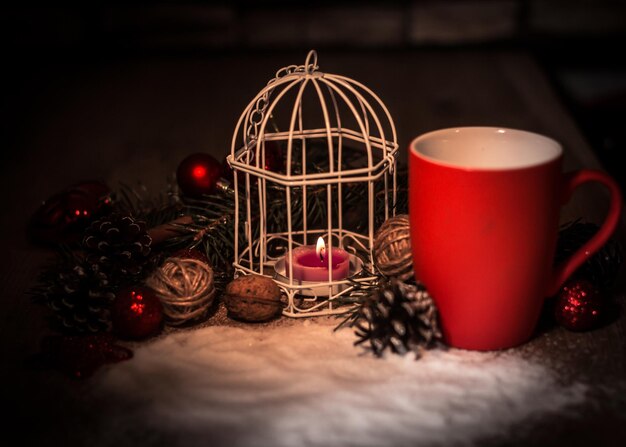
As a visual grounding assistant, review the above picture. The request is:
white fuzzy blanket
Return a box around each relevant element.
[92,320,586,447]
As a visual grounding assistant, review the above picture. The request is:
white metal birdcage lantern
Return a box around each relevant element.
[227,50,398,317]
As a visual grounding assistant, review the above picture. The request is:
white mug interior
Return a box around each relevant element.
[411,127,562,170]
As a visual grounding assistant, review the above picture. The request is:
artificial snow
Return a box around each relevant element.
[93,319,586,447]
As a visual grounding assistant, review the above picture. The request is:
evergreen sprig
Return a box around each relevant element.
[114,181,183,229]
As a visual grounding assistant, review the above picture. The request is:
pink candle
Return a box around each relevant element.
[285,237,350,282]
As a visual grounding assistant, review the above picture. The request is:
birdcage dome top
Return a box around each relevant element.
[228,50,398,186]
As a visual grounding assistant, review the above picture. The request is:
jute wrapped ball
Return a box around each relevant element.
[373,214,414,281]
[146,257,216,326]
[224,275,282,322]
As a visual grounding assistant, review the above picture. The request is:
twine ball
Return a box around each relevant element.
[146,256,216,326]
[224,275,282,322]
[373,214,414,281]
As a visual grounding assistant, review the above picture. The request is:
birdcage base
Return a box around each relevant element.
[272,255,362,297]
[269,255,376,317]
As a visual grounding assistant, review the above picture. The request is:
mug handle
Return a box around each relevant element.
[546,169,623,297]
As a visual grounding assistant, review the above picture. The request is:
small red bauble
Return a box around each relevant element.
[29,180,113,245]
[176,153,222,197]
[554,279,604,331]
[111,286,164,340]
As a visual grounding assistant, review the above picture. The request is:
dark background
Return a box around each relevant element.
[2,4,626,446]
[2,0,626,187]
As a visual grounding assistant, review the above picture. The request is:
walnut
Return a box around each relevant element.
[223,275,282,322]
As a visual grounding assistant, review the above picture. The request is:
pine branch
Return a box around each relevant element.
[114,181,183,228]
[161,187,241,273]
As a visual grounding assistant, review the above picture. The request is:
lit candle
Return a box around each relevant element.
[285,237,350,282]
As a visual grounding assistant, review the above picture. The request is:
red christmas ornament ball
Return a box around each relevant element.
[177,153,222,197]
[554,279,604,331]
[111,286,164,340]
[29,180,112,245]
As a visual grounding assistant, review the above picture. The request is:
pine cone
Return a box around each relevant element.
[83,213,153,286]
[353,278,442,358]
[35,261,115,334]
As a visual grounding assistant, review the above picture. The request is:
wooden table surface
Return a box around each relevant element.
[2,49,625,446]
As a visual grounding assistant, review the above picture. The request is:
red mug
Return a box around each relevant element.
[409,127,622,350]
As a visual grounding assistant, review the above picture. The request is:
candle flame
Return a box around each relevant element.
[316,237,326,261]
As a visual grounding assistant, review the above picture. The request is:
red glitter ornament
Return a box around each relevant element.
[176,153,222,197]
[111,286,164,340]
[29,180,112,245]
[554,279,604,331]
[31,333,133,379]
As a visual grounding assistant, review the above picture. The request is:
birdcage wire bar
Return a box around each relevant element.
[227,50,398,317]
